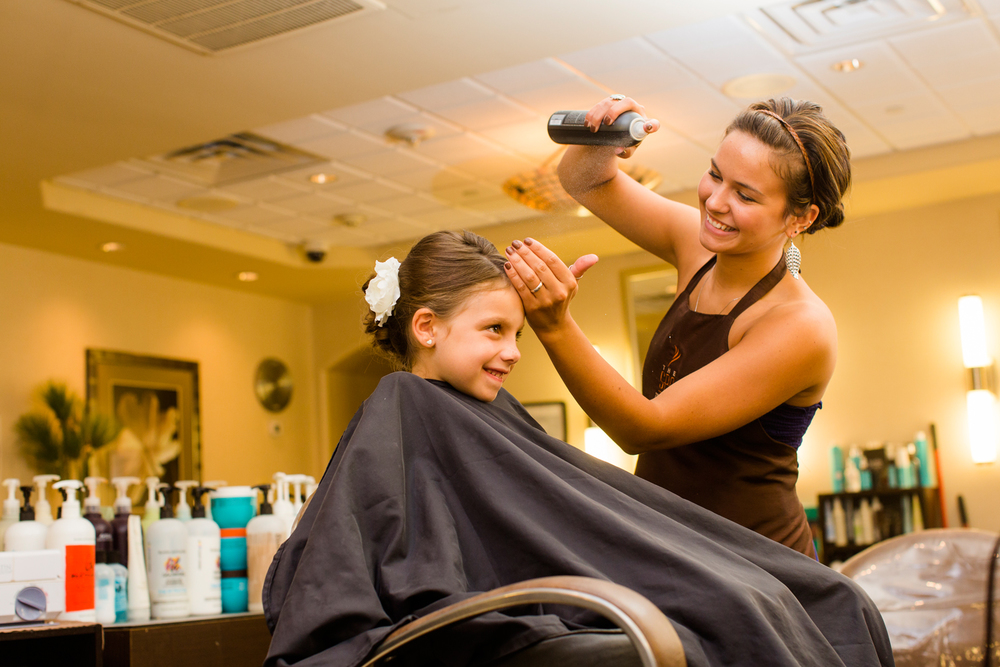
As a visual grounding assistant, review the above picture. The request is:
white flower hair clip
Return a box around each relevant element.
[365,257,401,327]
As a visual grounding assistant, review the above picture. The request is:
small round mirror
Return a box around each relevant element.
[255,358,293,413]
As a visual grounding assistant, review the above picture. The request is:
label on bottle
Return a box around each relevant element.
[187,535,222,614]
[65,544,95,612]
[149,545,186,598]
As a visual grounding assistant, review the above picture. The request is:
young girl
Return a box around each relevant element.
[263,230,892,667]
[362,230,524,404]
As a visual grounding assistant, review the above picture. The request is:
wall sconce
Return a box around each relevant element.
[958,295,997,464]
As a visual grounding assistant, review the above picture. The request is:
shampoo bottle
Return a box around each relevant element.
[186,487,221,616]
[127,514,150,622]
[141,476,161,533]
[4,486,48,551]
[0,478,21,546]
[47,479,96,621]
[247,484,287,613]
[33,474,60,525]
[108,549,129,623]
[110,476,140,568]
[832,497,848,547]
[547,110,649,146]
[145,485,190,619]
[829,445,845,493]
[84,476,114,556]
[914,431,932,487]
[271,473,294,538]
[844,447,862,493]
[174,480,198,522]
[201,481,227,522]
[94,549,116,625]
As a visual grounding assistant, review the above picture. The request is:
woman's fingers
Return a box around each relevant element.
[569,254,599,279]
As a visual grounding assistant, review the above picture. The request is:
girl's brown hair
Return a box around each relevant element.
[363,230,509,370]
[726,98,852,233]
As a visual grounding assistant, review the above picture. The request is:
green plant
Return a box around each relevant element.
[14,381,121,480]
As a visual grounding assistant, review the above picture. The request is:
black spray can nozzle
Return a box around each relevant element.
[547,110,648,147]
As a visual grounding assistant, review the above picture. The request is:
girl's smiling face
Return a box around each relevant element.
[411,284,524,402]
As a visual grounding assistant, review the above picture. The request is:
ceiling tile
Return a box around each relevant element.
[59,162,153,188]
[337,146,436,176]
[268,192,352,216]
[639,86,742,140]
[351,217,429,245]
[272,162,370,190]
[413,133,507,164]
[456,155,536,184]
[645,15,791,86]
[324,178,410,203]
[794,42,927,105]
[375,194,445,216]
[889,19,1000,87]
[217,205,297,227]
[560,37,669,76]
[297,130,388,160]
[320,96,419,129]
[478,120,557,163]
[852,92,970,149]
[250,217,333,238]
[397,78,495,111]
[432,97,539,131]
[108,175,204,202]
[474,59,580,95]
[938,75,1000,135]
[506,80,610,115]
[409,207,488,231]
[391,165,475,190]
[254,115,344,145]
[218,177,310,201]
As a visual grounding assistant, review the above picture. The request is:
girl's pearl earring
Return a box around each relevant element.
[426,339,433,345]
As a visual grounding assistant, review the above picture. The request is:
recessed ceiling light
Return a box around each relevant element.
[832,59,863,73]
[721,73,796,99]
[237,271,259,282]
[101,242,125,253]
[333,213,366,227]
[176,195,241,212]
[309,173,337,185]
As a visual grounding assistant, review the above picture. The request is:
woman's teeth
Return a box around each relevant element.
[709,217,736,232]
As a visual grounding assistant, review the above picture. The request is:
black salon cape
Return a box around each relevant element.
[263,372,893,667]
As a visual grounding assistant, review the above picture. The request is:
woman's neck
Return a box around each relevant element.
[711,246,784,293]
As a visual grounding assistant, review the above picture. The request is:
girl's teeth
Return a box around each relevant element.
[710,218,735,232]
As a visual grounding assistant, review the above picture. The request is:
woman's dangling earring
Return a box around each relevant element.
[785,235,801,280]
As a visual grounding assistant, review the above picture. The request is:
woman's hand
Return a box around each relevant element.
[582,96,660,159]
[504,238,598,335]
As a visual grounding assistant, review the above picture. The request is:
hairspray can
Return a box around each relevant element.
[548,111,649,147]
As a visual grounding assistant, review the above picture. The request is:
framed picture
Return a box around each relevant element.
[86,349,201,497]
[524,401,567,442]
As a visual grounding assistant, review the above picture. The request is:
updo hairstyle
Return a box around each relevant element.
[726,98,851,233]
[363,230,509,370]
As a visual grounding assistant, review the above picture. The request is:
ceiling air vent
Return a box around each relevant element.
[751,0,972,52]
[64,0,386,54]
[136,132,327,186]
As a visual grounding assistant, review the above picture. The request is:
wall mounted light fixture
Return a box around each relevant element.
[958,295,997,464]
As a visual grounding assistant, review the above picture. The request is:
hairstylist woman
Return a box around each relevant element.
[504,96,851,557]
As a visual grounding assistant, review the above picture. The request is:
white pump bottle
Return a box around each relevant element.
[4,485,48,551]
[174,480,198,522]
[47,480,97,621]
[32,474,60,526]
[0,478,21,546]
[141,476,161,533]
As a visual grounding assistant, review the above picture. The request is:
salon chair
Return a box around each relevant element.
[840,528,1000,667]
[359,576,687,667]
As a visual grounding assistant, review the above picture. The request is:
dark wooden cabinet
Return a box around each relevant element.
[0,621,103,667]
[103,613,271,667]
[816,487,942,565]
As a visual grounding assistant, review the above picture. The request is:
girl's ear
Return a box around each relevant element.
[787,203,818,238]
[411,308,436,348]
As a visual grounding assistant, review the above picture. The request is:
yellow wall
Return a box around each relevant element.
[800,192,1000,532]
[0,242,322,496]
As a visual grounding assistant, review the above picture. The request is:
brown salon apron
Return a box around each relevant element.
[637,255,816,557]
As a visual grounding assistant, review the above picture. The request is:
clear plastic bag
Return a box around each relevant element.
[840,528,1000,666]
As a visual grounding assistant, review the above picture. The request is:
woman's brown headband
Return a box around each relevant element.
[756,109,815,204]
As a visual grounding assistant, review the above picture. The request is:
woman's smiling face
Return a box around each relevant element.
[697,130,795,255]
[412,284,524,402]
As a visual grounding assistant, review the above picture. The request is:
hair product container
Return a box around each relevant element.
[547,110,648,146]
[210,486,256,613]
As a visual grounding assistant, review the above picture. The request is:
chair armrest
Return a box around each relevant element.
[360,576,686,667]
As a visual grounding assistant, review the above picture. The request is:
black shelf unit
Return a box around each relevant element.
[816,487,942,565]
